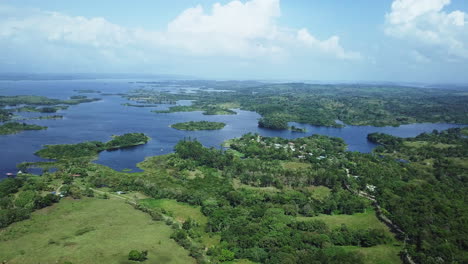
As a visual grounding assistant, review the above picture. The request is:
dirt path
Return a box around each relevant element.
[55,184,63,194]
[89,188,137,205]
[344,168,415,264]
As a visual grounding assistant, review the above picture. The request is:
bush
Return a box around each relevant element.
[83,188,94,197]
[128,250,148,261]
[218,249,235,262]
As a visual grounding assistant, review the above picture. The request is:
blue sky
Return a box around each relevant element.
[0,0,467,82]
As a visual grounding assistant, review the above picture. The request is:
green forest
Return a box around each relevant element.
[0,122,47,135]
[0,95,100,123]
[35,133,150,160]
[171,121,226,131]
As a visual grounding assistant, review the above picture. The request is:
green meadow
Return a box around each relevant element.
[298,209,402,264]
[139,198,220,248]
[0,197,195,264]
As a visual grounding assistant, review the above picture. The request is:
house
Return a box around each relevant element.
[366,184,376,192]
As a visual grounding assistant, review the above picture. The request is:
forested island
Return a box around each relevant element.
[0,95,100,123]
[171,121,226,131]
[0,122,47,135]
[31,115,63,120]
[35,133,150,160]
[0,95,100,107]
[74,89,102,94]
[122,103,159,107]
[154,105,237,115]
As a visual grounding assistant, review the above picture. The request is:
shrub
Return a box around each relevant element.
[128,250,148,261]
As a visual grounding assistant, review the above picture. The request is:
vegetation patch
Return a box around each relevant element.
[341,245,402,264]
[74,226,95,236]
[0,122,47,135]
[0,95,100,123]
[35,133,150,160]
[0,95,100,106]
[170,121,226,131]
[74,89,102,94]
[305,186,332,202]
[105,133,151,150]
[12,105,69,113]
[139,199,207,224]
[122,103,159,107]
[128,81,468,127]
[297,209,388,230]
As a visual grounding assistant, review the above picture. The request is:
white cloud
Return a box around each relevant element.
[410,50,431,63]
[385,0,468,59]
[297,29,361,60]
[164,0,283,57]
[0,0,360,68]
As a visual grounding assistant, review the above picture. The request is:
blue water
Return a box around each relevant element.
[0,79,466,178]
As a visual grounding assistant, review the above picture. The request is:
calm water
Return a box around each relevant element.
[0,79,466,178]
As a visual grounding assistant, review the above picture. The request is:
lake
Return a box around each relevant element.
[0,79,466,178]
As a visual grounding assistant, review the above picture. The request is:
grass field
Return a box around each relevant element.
[305,185,331,201]
[341,245,402,264]
[139,198,220,247]
[0,197,195,264]
[297,209,402,264]
[298,209,388,230]
[232,179,280,192]
[139,199,207,225]
[403,141,456,149]
[449,157,468,169]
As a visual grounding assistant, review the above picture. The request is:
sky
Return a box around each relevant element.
[0,0,467,82]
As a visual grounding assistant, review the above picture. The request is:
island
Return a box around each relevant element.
[0,122,47,135]
[290,125,307,133]
[35,133,150,160]
[121,103,159,107]
[33,115,63,120]
[105,133,151,150]
[153,105,236,115]
[0,95,100,107]
[170,121,226,131]
[0,109,12,122]
[14,115,63,121]
[13,105,69,113]
[73,89,102,94]
[0,95,100,123]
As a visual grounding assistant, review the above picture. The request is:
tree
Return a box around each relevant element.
[218,249,235,262]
